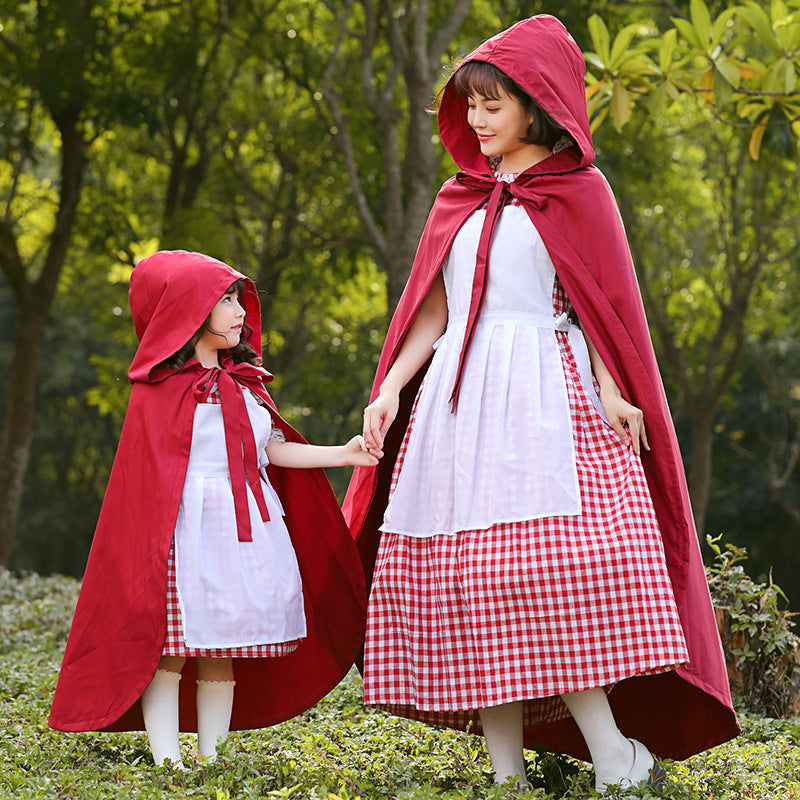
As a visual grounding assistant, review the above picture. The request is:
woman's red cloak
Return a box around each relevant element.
[50,250,367,732]
[342,15,738,760]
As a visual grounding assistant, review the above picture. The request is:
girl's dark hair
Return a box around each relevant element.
[454,60,572,151]
[160,278,260,371]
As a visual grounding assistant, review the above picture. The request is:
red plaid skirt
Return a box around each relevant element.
[162,543,300,659]
[363,330,689,728]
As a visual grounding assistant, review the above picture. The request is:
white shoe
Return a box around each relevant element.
[599,739,667,795]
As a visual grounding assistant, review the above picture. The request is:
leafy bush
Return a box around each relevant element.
[706,535,800,718]
[0,569,79,656]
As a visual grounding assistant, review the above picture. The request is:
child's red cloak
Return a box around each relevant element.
[343,15,738,760]
[50,250,367,732]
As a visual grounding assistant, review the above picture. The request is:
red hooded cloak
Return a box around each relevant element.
[343,16,738,759]
[50,250,367,733]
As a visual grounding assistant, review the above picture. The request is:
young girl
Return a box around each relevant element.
[344,15,738,794]
[50,250,377,768]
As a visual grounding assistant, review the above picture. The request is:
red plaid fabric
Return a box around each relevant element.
[162,542,300,659]
[363,278,688,726]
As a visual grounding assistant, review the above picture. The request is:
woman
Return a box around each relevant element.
[344,15,738,794]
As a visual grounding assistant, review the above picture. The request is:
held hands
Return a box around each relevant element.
[363,389,399,454]
[265,435,381,468]
[343,435,382,466]
[600,387,650,456]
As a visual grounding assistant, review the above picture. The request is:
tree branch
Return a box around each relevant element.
[33,106,86,309]
[0,221,28,305]
[323,89,388,257]
[360,0,382,111]
[413,0,429,80]
[381,0,409,67]
[428,0,474,69]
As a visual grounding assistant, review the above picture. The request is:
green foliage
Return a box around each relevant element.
[706,535,800,717]
[596,101,796,393]
[708,322,800,607]
[585,0,800,157]
[0,570,78,656]
[591,56,800,589]
[265,255,386,497]
[2,569,800,799]
[670,710,800,798]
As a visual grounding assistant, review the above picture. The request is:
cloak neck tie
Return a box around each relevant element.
[193,362,271,542]
[449,171,548,410]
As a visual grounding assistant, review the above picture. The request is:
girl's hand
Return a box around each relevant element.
[363,390,399,453]
[343,435,381,466]
[600,388,650,456]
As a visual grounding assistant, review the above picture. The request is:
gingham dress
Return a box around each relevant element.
[162,385,303,659]
[362,191,689,727]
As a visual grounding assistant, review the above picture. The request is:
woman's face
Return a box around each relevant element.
[466,87,533,165]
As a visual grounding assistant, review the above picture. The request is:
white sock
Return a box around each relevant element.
[560,688,633,790]
[196,679,235,758]
[141,669,184,768]
[479,701,530,786]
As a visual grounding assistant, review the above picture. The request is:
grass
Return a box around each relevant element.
[1,570,799,799]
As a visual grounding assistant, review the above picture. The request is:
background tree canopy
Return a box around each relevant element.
[1,0,799,606]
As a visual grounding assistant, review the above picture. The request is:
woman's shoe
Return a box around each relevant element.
[621,739,666,790]
[599,739,667,795]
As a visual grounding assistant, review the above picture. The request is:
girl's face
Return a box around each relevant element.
[193,288,246,366]
[466,88,541,172]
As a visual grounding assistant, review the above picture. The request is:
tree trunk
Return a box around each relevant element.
[0,312,46,565]
[384,237,417,312]
[687,404,716,536]
[320,0,473,314]
[382,71,438,311]
[0,106,85,566]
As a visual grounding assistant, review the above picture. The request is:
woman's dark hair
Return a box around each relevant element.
[454,60,571,151]
[160,278,260,371]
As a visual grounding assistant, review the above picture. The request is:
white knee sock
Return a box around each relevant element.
[560,688,633,790]
[141,668,184,768]
[479,701,530,786]
[196,679,235,758]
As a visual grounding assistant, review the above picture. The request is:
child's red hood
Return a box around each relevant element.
[128,250,261,382]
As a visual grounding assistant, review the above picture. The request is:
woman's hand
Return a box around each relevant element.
[600,387,650,456]
[359,273,446,456]
[343,435,382,466]
[363,389,399,454]
[581,328,650,457]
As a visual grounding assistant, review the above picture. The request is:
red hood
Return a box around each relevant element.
[128,250,261,383]
[439,15,594,174]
